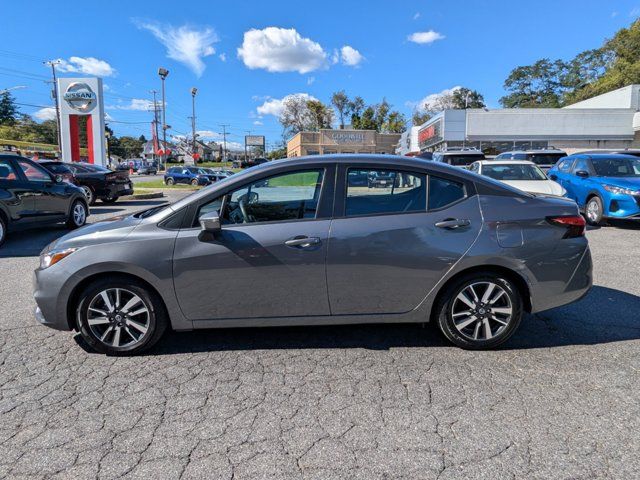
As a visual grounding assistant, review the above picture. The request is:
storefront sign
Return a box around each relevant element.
[331,132,365,144]
[418,120,442,149]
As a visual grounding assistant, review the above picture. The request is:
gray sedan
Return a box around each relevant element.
[33,155,592,355]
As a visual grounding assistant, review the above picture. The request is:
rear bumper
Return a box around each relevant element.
[97,183,134,198]
[530,246,593,313]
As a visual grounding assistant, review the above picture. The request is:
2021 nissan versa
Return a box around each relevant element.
[33,155,593,355]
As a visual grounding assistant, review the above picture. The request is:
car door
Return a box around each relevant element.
[0,157,37,226]
[326,165,482,315]
[569,158,595,207]
[16,158,68,222]
[549,158,575,197]
[172,166,334,321]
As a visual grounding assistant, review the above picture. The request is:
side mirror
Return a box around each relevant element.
[549,174,558,181]
[199,211,221,233]
[576,170,589,178]
[54,174,63,183]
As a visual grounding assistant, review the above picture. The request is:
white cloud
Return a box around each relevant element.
[408,86,461,112]
[253,120,263,126]
[407,30,445,45]
[340,45,364,66]
[256,93,317,117]
[134,19,218,76]
[307,76,315,85]
[56,56,116,77]
[219,53,227,62]
[238,27,327,74]
[34,107,56,121]
[108,98,155,111]
[413,12,421,20]
[331,49,340,64]
[611,11,619,18]
[196,130,221,140]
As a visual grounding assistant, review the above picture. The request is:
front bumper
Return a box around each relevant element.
[33,268,74,331]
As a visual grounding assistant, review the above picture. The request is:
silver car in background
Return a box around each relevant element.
[33,155,592,355]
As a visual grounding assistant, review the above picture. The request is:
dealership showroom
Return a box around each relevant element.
[2,79,640,479]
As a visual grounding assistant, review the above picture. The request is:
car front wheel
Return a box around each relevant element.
[585,196,603,226]
[0,215,6,247]
[66,200,88,229]
[190,178,199,186]
[76,278,168,355]
[165,177,175,186]
[435,273,523,349]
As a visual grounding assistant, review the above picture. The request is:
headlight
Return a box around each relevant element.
[39,247,78,269]
[603,184,639,196]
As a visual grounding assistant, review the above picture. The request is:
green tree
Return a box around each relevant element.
[500,59,566,108]
[0,92,19,125]
[451,88,486,109]
[331,90,349,129]
[382,111,407,133]
[306,100,334,130]
[347,96,365,128]
[411,110,431,126]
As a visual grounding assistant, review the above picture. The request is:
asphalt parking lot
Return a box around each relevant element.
[0,194,639,479]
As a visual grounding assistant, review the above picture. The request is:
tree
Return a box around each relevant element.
[138,134,147,143]
[347,96,365,128]
[451,88,486,109]
[111,136,144,158]
[412,110,431,126]
[0,92,19,125]
[279,94,314,136]
[382,111,407,133]
[500,59,566,108]
[331,90,349,129]
[306,100,334,130]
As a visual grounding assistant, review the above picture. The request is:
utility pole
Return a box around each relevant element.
[44,60,62,158]
[219,124,230,164]
[150,90,160,163]
[190,87,198,161]
[244,130,251,163]
[158,68,169,170]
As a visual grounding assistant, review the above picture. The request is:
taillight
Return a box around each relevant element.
[546,215,586,238]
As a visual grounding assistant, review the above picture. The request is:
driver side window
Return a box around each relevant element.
[197,169,324,225]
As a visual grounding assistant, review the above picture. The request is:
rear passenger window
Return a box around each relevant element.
[0,159,18,181]
[429,176,466,210]
[345,169,426,216]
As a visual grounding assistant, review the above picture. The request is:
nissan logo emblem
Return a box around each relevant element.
[63,82,97,112]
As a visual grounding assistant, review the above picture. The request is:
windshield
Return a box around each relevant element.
[43,163,72,174]
[483,164,547,181]
[446,154,485,166]
[81,163,111,172]
[592,157,640,177]
[527,153,566,166]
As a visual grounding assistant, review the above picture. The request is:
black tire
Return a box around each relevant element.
[101,196,118,204]
[0,214,6,247]
[190,178,199,186]
[435,273,523,350]
[66,200,88,229]
[585,196,603,226]
[81,185,95,205]
[165,177,175,186]
[75,277,168,355]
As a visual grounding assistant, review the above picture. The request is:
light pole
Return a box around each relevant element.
[44,60,62,158]
[244,130,251,164]
[158,67,169,170]
[190,87,197,162]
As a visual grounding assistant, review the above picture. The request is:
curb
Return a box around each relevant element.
[122,192,165,200]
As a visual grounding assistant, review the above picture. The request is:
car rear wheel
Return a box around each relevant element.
[585,196,603,226]
[435,273,523,349]
[0,215,6,247]
[76,278,168,355]
[81,185,95,205]
[165,177,175,186]
[66,200,88,229]
[190,178,199,186]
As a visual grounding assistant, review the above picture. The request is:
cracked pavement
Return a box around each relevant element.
[1,196,639,479]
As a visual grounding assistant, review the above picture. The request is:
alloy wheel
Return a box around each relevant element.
[451,281,513,341]
[86,288,151,348]
[81,186,93,204]
[587,199,599,223]
[73,203,86,226]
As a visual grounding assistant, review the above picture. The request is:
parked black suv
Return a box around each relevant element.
[494,147,567,170]
[62,162,133,205]
[0,154,89,247]
[432,147,486,167]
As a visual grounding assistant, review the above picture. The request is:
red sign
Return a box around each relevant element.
[419,125,437,143]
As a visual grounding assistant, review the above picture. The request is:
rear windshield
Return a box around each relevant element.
[81,163,111,173]
[483,164,547,181]
[526,153,566,166]
[445,154,486,166]
[42,163,72,174]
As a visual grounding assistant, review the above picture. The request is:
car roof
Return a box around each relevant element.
[564,153,639,160]
[477,160,536,166]
[500,149,565,154]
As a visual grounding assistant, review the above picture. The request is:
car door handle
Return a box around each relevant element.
[435,219,471,229]
[285,236,321,248]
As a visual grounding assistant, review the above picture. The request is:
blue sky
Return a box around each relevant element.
[2,0,640,149]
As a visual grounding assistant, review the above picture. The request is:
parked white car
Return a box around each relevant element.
[469,160,566,196]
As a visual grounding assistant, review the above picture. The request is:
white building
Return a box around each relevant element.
[413,85,640,155]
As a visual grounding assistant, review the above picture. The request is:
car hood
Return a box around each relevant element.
[500,179,564,196]
[44,215,142,252]
[598,176,640,190]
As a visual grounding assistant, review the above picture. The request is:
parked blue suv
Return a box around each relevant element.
[164,166,211,186]
[547,154,640,225]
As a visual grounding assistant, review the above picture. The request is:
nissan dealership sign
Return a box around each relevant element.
[63,82,97,113]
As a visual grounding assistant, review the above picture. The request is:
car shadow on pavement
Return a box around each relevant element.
[0,226,69,258]
[89,208,127,215]
[77,285,638,356]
